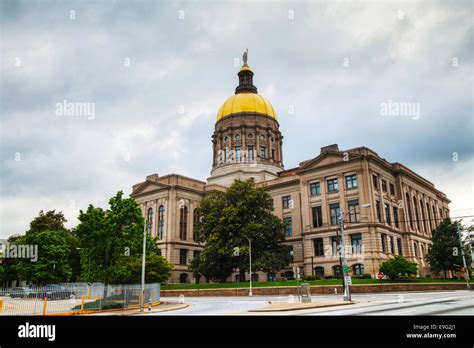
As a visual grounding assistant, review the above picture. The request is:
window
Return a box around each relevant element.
[351,234,362,254]
[251,274,259,282]
[179,206,188,240]
[393,207,399,228]
[352,264,364,276]
[348,200,360,223]
[426,203,432,233]
[179,249,188,265]
[193,208,200,241]
[376,200,382,222]
[271,149,275,159]
[333,265,342,277]
[421,244,425,258]
[327,178,338,192]
[235,133,241,140]
[413,242,419,257]
[345,174,358,189]
[310,182,321,196]
[314,267,325,277]
[384,203,391,225]
[235,146,241,161]
[158,205,165,239]
[146,207,153,235]
[329,203,340,225]
[284,217,293,237]
[390,236,394,254]
[193,250,201,259]
[282,195,292,209]
[332,236,340,256]
[406,193,414,229]
[421,200,428,234]
[179,273,188,283]
[260,146,266,158]
[397,238,403,256]
[312,206,323,228]
[381,180,387,192]
[390,183,395,195]
[413,197,420,230]
[372,174,379,189]
[247,146,254,161]
[381,233,387,253]
[313,238,324,256]
[223,147,228,163]
[432,205,437,227]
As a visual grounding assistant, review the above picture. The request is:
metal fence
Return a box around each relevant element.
[0,283,160,315]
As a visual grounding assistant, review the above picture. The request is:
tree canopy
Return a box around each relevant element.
[191,179,290,282]
[379,255,418,280]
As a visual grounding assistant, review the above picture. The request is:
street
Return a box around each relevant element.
[153,290,474,316]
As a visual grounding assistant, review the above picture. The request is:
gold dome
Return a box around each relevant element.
[216,93,278,122]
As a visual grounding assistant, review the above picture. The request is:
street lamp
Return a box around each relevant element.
[338,203,371,301]
[245,237,253,297]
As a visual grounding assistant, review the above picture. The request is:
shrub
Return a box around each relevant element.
[354,273,372,279]
[379,256,418,280]
[303,275,321,281]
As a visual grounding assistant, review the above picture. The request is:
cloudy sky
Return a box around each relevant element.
[0,0,472,238]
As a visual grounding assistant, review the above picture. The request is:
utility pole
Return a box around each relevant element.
[457,224,471,290]
[140,213,148,311]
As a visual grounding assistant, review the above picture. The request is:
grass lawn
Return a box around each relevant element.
[162,277,466,290]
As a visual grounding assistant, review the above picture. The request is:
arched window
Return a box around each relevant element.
[179,273,188,284]
[413,197,420,231]
[333,265,342,277]
[352,264,364,276]
[193,208,200,242]
[179,206,188,240]
[406,192,414,229]
[314,266,325,277]
[413,242,419,257]
[157,205,164,240]
[146,207,153,235]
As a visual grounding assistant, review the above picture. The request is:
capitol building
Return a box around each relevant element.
[131,54,450,284]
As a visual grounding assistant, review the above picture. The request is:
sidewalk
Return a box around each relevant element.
[249,300,355,312]
[88,301,188,316]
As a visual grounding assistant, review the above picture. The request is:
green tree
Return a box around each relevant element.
[191,179,290,282]
[13,230,72,285]
[76,191,172,285]
[379,255,418,280]
[427,219,471,278]
[26,210,80,282]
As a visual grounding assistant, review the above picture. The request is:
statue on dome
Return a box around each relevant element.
[243,48,248,67]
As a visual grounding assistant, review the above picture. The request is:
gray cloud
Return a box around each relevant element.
[1,0,472,237]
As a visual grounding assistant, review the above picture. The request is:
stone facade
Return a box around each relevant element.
[131,60,450,284]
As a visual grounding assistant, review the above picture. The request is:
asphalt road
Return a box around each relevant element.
[152,290,474,316]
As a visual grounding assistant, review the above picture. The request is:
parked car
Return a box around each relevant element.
[29,285,74,300]
[1,287,28,298]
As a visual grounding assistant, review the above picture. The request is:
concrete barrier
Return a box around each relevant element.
[160,283,468,297]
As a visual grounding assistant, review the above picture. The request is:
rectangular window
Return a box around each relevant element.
[351,234,362,254]
[283,217,293,237]
[393,207,399,228]
[381,180,387,192]
[312,206,323,228]
[348,199,360,223]
[384,203,391,225]
[179,249,188,265]
[372,174,379,189]
[332,236,340,256]
[310,182,321,196]
[397,238,403,255]
[390,183,395,195]
[247,146,254,161]
[193,250,201,259]
[329,203,340,225]
[381,233,387,253]
[260,146,266,158]
[327,178,339,193]
[282,195,292,209]
[345,174,358,189]
[271,149,275,159]
[390,236,394,254]
[376,200,382,222]
[313,238,324,257]
[224,147,228,162]
[235,146,241,161]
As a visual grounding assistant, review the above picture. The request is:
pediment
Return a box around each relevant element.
[300,151,356,171]
[131,180,169,196]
